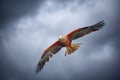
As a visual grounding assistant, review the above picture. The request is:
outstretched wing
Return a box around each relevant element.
[35,40,64,73]
[67,20,105,41]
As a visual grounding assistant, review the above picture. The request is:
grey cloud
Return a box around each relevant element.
[0,0,120,80]
[0,0,44,29]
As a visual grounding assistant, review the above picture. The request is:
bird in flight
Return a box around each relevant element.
[36,20,105,73]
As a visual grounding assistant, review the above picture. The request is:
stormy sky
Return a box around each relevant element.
[0,0,120,80]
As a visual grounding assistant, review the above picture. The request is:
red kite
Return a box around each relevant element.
[36,21,105,73]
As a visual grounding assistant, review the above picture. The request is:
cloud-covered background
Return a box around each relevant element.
[0,0,120,80]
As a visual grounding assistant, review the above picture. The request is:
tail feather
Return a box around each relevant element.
[65,43,82,56]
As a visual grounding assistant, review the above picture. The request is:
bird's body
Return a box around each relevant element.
[36,21,105,73]
[58,34,81,56]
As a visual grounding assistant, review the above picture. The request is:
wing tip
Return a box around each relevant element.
[35,59,44,74]
[35,64,42,74]
[97,20,105,26]
[35,66,40,74]
[92,20,105,30]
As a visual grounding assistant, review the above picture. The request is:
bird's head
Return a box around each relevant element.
[58,35,66,41]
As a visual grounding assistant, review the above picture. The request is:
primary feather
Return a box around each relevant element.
[67,20,104,40]
[35,41,63,73]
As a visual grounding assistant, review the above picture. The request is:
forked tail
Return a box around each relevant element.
[65,43,82,56]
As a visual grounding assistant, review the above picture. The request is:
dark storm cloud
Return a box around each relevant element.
[0,0,44,80]
[0,0,44,29]
[0,0,120,80]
